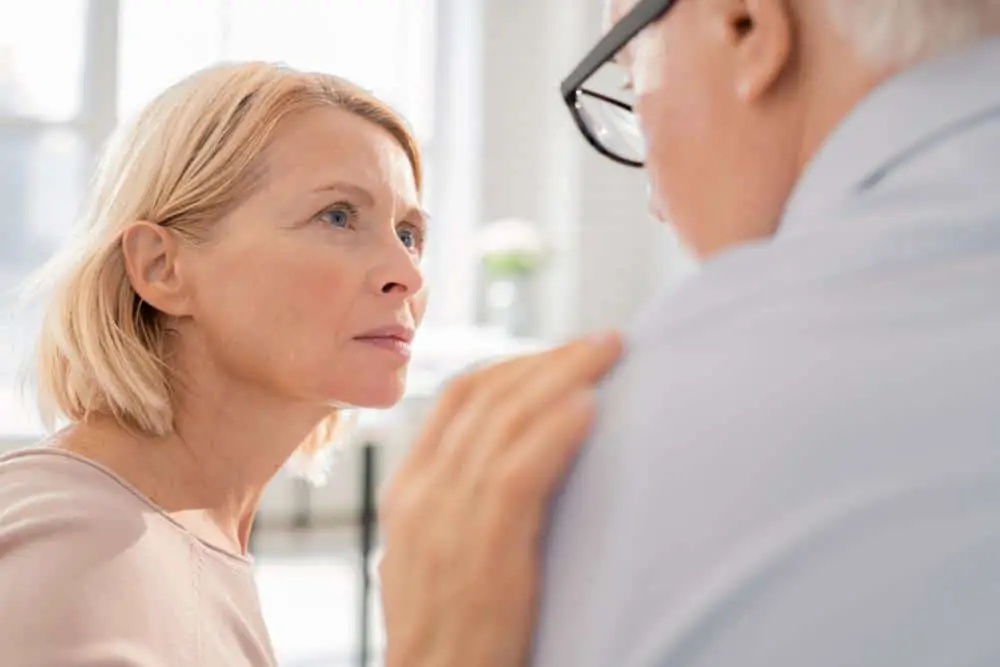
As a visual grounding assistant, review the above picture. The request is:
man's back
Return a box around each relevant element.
[533,39,1000,667]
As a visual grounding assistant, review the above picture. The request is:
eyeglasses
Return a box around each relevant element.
[560,0,678,167]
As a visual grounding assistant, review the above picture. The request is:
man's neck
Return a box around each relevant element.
[793,24,893,180]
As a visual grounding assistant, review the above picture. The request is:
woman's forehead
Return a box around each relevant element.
[261,108,418,200]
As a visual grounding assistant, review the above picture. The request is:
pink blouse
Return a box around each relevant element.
[0,448,276,666]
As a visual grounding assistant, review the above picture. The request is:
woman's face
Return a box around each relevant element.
[180,107,428,409]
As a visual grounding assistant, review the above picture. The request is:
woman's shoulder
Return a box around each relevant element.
[0,446,147,537]
[0,447,204,662]
[0,446,200,583]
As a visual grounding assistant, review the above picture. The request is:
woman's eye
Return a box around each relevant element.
[319,203,356,228]
[397,225,422,252]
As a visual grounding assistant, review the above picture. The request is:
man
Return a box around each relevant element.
[534,1,1000,665]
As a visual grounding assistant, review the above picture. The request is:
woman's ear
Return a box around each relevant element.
[121,222,193,317]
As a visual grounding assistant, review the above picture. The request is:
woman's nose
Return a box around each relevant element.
[371,240,424,297]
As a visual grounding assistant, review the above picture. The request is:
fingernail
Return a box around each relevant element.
[587,330,619,346]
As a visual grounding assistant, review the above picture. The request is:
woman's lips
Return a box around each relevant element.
[353,335,412,360]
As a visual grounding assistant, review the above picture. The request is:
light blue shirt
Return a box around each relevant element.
[533,38,1000,667]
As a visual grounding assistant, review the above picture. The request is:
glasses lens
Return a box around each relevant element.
[571,61,644,165]
[576,90,645,164]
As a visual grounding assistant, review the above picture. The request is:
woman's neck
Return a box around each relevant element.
[56,388,327,555]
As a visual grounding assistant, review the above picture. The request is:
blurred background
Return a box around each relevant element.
[0,0,695,664]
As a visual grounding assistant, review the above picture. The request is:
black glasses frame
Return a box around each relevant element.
[560,0,677,167]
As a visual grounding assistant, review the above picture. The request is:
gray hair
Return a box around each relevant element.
[827,0,1000,65]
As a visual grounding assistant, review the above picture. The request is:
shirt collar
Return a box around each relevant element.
[779,36,1000,233]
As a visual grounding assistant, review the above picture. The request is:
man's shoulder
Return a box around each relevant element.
[536,229,1000,667]
[601,253,815,418]
[611,200,1000,413]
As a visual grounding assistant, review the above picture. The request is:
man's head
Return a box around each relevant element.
[589,0,1000,258]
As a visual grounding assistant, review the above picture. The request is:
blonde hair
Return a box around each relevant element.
[826,0,1000,65]
[31,61,422,452]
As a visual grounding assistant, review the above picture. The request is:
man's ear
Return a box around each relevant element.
[723,0,793,101]
[121,222,193,317]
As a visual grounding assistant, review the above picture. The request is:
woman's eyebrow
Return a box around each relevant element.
[311,181,376,206]
[409,208,431,228]
[311,181,429,226]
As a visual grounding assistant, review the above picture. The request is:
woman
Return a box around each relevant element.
[0,62,621,666]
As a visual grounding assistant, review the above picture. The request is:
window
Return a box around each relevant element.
[0,0,439,440]
[117,0,436,140]
[0,0,90,437]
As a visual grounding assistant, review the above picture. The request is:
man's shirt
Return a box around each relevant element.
[533,38,1000,667]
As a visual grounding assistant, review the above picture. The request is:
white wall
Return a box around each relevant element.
[429,0,692,340]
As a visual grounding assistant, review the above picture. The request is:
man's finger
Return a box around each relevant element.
[489,386,599,518]
[465,333,620,465]
[400,349,546,468]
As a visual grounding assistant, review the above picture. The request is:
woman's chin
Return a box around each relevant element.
[363,393,405,410]
[328,382,407,410]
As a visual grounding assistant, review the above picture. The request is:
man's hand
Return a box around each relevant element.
[378,332,623,667]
